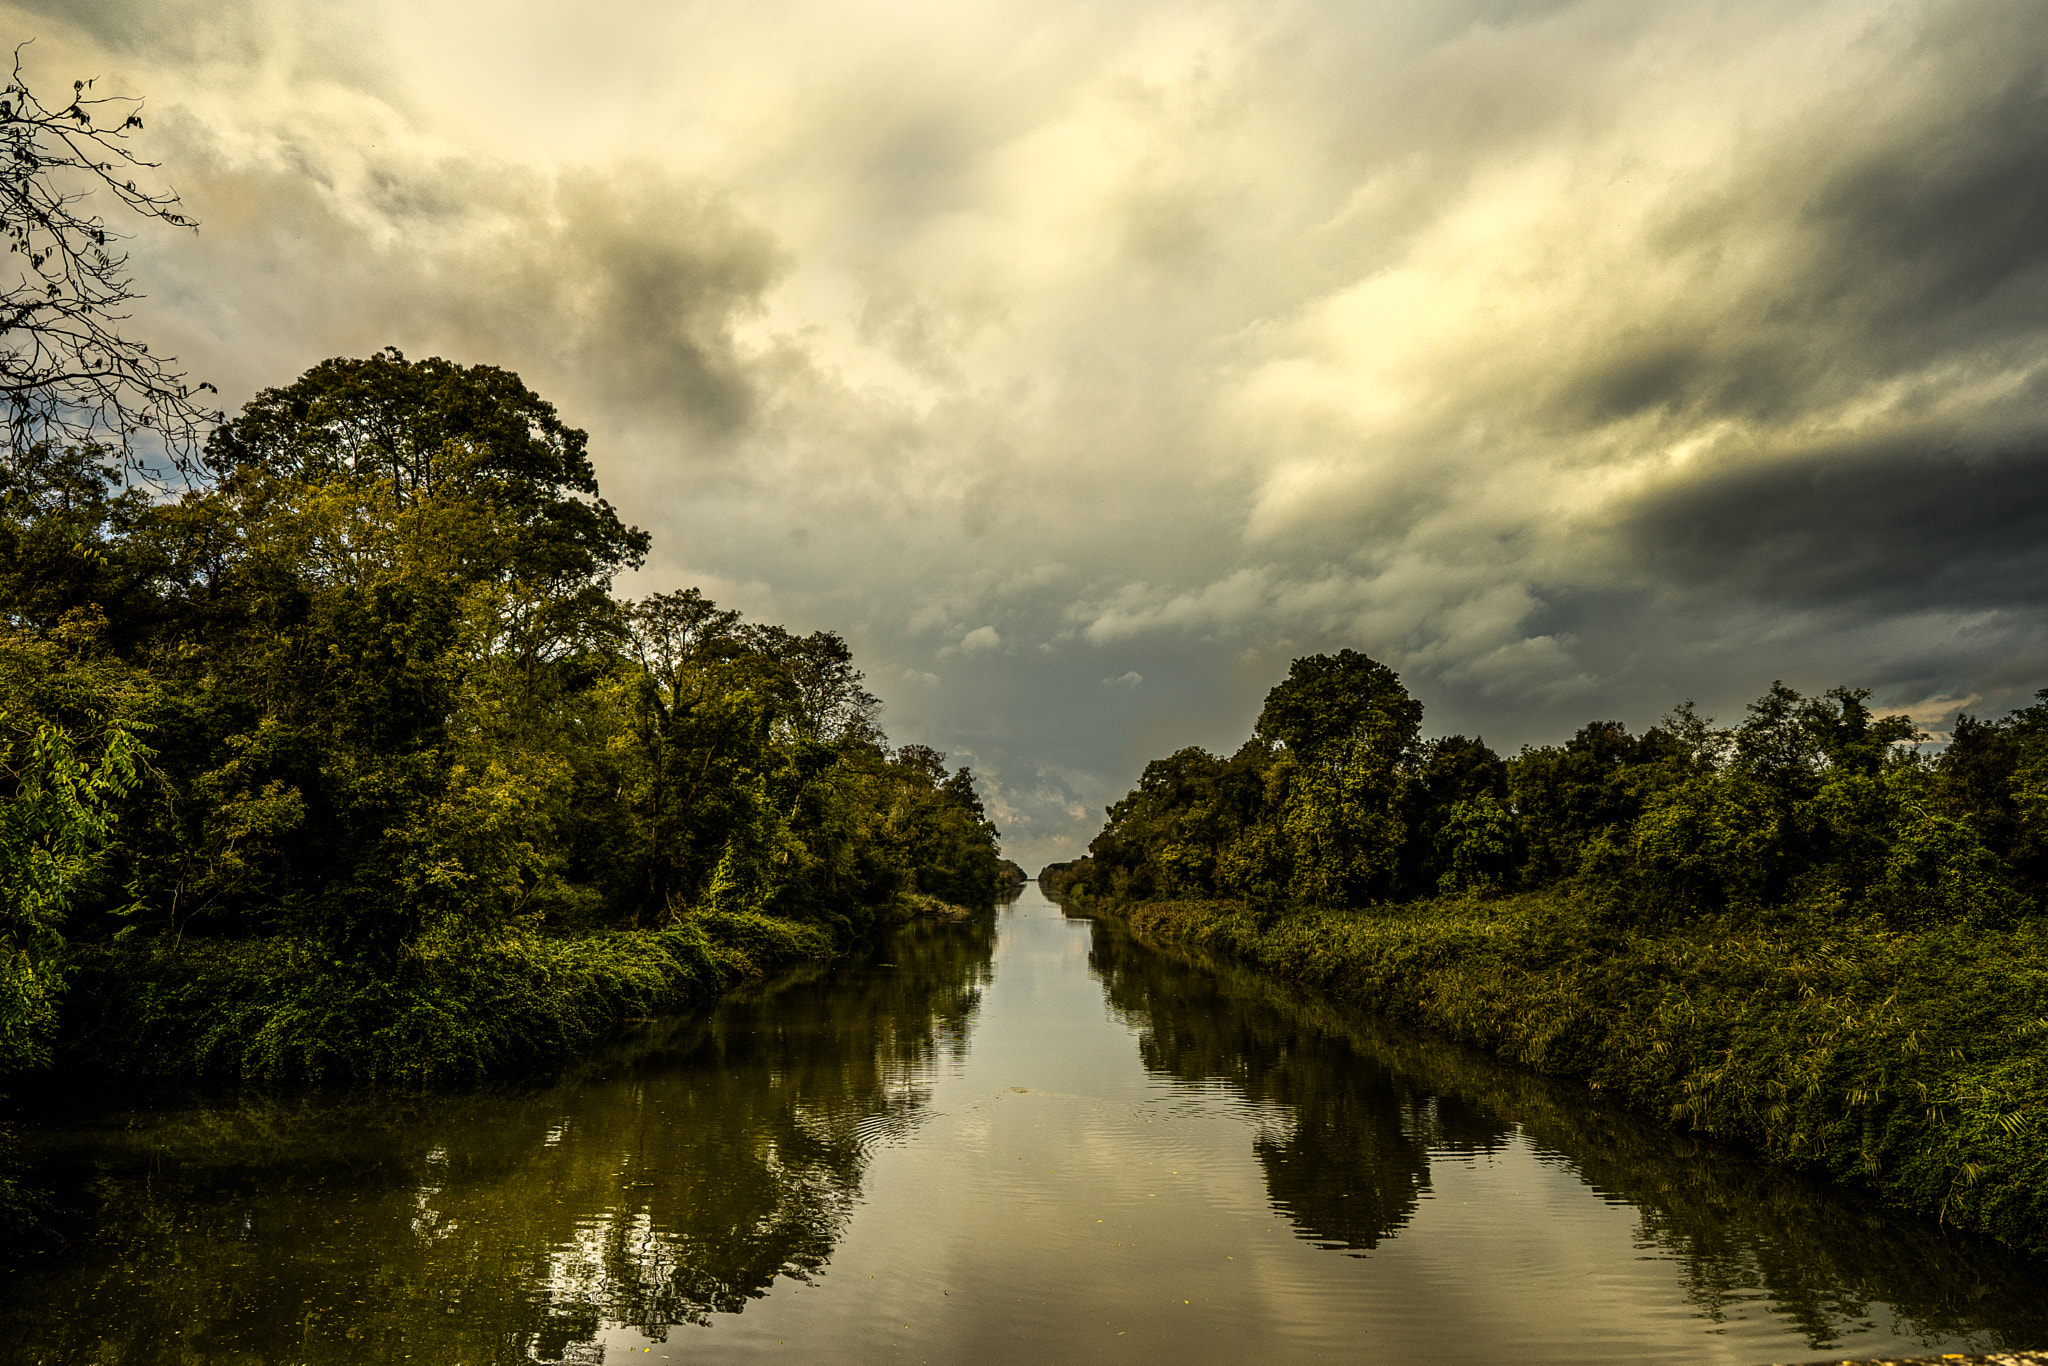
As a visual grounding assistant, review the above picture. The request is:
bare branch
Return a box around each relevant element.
[0,42,219,472]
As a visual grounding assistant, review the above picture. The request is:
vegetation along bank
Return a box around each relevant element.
[1042,650,2048,1255]
[0,351,1008,1151]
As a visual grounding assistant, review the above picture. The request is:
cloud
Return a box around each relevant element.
[1623,441,2048,615]
[1102,672,1143,689]
[1875,691,1985,743]
[19,0,2048,865]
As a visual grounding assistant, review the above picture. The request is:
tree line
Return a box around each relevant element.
[0,349,1005,1083]
[1043,649,2048,927]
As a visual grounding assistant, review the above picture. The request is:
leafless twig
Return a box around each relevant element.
[1,41,219,472]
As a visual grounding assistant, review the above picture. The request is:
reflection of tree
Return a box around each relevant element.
[1083,906,2048,1352]
[0,914,996,1363]
[1089,919,1499,1252]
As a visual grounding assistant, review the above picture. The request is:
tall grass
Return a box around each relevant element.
[56,911,833,1085]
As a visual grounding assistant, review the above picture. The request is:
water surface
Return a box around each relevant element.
[5,886,2044,1364]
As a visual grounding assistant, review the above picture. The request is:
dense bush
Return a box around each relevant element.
[56,912,832,1084]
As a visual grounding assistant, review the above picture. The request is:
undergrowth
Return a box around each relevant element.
[55,910,833,1085]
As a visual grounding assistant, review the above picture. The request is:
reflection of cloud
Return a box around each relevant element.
[22,0,2048,865]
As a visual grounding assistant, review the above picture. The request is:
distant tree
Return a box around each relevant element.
[1397,734,1509,895]
[1,45,217,467]
[1508,720,1691,887]
[1253,651,1423,907]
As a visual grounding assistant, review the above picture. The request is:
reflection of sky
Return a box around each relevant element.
[11,0,2048,865]
[594,887,2001,1364]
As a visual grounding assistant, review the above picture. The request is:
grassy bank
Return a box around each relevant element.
[1104,891,2048,1256]
[52,910,840,1085]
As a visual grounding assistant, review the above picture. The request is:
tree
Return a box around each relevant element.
[740,622,882,745]
[1253,651,1423,907]
[618,588,787,923]
[1397,735,1509,895]
[1254,650,1422,764]
[206,349,649,593]
[2,46,217,466]
[1507,720,1689,887]
[60,353,658,960]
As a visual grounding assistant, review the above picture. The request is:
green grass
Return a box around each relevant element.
[56,910,833,1085]
[1116,891,2048,1256]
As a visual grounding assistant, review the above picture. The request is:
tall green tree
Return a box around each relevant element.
[1253,651,1422,908]
[68,351,657,961]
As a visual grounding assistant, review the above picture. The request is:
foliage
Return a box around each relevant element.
[1254,650,1423,907]
[0,350,1006,1093]
[1074,651,2043,936]
[1090,910,2048,1344]
[2,912,998,1354]
[0,615,145,1072]
[58,914,832,1084]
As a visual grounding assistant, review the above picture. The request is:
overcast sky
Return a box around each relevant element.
[12,0,2047,867]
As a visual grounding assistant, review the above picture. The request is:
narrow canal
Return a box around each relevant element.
[5,885,2044,1364]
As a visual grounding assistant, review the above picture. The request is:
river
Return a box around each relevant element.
[4,884,2044,1364]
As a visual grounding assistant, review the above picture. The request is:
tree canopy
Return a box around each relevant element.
[1052,652,2046,936]
[0,349,1006,1088]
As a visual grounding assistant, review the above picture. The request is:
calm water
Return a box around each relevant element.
[5,885,2045,1364]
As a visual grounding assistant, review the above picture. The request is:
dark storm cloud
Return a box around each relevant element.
[1558,10,2048,718]
[15,0,788,443]
[484,170,788,437]
[1626,440,2048,615]
[1805,27,2048,332]
[127,134,786,446]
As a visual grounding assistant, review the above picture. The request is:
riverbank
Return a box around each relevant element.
[51,896,981,1086]
[1089,889,2048,1256]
